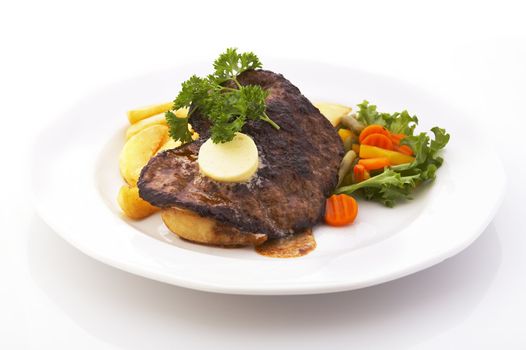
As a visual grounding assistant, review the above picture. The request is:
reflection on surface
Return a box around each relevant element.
[28,214,501,350]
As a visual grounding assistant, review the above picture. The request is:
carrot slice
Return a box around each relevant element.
[353,164,366,183]
[358,157,391,170]
[359,125,390,143]
[361,133,394,150]
[353,164,370,183]
[325,194,358,226]
[390,133,406,146]
[396,144,414,156]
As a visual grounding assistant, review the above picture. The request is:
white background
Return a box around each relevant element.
[1,0,525,348]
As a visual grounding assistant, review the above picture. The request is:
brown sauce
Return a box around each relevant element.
[255,229,316,258]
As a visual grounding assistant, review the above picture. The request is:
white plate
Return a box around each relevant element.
[31,60,505,295]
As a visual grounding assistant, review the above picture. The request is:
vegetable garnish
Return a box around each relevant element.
[166,48,280,144]
[336,101,450,207]
[325,194,359,226]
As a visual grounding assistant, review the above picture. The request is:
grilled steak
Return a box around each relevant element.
[138,69,344,238]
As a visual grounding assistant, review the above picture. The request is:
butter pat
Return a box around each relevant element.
[198,133,259,182]
[314,102,352,127]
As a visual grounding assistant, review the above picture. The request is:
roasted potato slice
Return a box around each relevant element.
[119,124,168,186]
[126,108,189,140]
[127,102,173,124]
[155,138,182,154]
[126,113,166,140]
[314,102,352,127]
[161,207,267,247]
[155,126,199,155]
[117,185,159,219]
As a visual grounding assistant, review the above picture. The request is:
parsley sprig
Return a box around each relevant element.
[166,48,279,144]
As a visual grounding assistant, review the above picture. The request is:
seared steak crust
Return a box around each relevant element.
[138,70,344,238]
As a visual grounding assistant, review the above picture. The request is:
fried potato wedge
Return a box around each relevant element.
[161,207,267,247]
[119,124,168,186]
[125,108,189,140]
[126,113,166,140]
[314,102,352,127]
[127,102,173,124]
[117,185,159,219]
[155,138,182,154]
[155,125,199,155]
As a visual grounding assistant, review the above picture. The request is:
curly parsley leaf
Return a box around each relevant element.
[213,48,262,83]
[165,111,193,144]
[205,90,245,143]
[210,115,245,144]
[167,48,277,144]
[173,75,213,110]
[237,85,269,120]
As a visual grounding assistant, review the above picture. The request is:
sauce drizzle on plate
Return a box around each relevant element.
[255,229,316,258]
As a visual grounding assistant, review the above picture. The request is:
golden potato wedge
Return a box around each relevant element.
[314,102,352,127]
[155,138,182,154]
[155,124,199,154]
[126,113,166,140]
[125,107,189,140]
[161,207,267,247]
[119,124,168,186]
[127,102,173,124]
[117,185,159,220]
